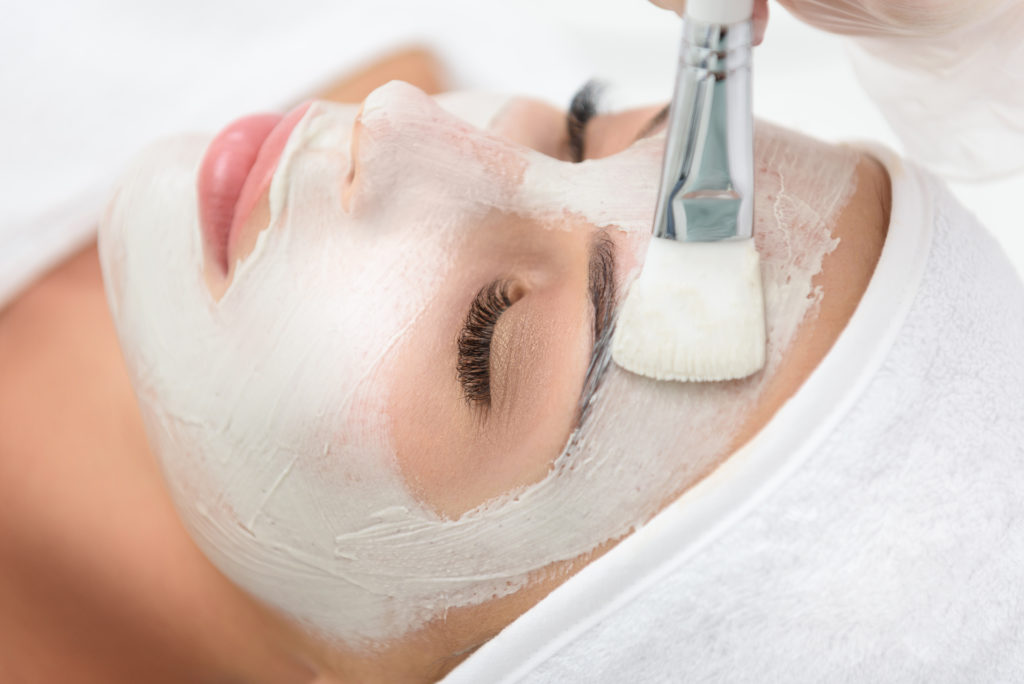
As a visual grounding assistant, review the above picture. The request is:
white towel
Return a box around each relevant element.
[445,154,1024,682]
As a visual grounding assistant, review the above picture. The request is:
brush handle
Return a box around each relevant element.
[686,0,754,24]
[653,13,754,242]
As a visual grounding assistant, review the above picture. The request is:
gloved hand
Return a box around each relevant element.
[844,0,1024,180]
[648,0,1011,39]
[765,0,1024,181]
[648,0,1024,179]
[772,0,1013,37]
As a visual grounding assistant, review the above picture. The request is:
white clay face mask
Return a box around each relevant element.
[100,81,859,649]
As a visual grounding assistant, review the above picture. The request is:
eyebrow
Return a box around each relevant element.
[576,231,618,428]
[635,104,670,142]
[568,104,668,428]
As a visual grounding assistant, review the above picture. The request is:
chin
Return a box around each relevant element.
[100,135,211,310]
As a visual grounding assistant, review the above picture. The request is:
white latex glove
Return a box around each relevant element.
[648,0,1011,39]
[650,0,1024,180]
[846,2,1024,180]
[763,0,1024,179]
[774,0,1013,37]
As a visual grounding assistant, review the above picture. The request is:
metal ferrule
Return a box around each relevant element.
[654,17,754,242]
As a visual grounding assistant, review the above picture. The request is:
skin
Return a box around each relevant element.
[0,50,891,682]
[388,210,598,515]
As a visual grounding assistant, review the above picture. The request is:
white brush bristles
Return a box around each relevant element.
[611,238,766,382]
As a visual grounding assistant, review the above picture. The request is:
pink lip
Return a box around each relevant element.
[197,101,312,273]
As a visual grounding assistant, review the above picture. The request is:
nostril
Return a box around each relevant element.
[341,162,356,212]
[341,83,415,211]
[342,110,363,212]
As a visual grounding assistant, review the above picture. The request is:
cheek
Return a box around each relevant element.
[384,270,508,518]
[383,217,594,519]
[384,299,466,512]
[490,283,591,463]
[386,282,591,520]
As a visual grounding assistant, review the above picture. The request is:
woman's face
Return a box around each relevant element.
[207,84,663,517]
[101,81,667,645]
[100,81,858,648]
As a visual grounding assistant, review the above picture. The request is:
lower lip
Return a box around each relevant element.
[197,102,312,272]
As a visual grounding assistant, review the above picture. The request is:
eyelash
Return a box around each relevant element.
[457,281,514,407]
[567,80,604,163]
[453,81,602,408]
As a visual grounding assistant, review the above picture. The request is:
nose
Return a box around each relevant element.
[345,81,529,212]
[355,81,563,155]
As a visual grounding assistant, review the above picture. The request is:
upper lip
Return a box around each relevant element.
[197,101,312,274]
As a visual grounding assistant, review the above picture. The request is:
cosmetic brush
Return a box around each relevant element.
[611,0,765,382]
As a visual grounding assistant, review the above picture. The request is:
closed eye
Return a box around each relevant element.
[454,232,618,421]
[456,280,514,407]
